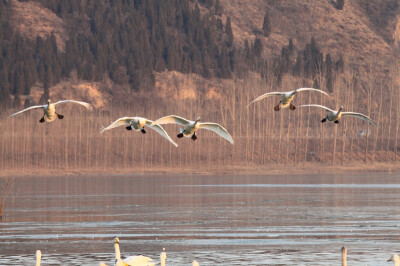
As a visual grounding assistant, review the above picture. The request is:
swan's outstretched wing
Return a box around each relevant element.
[53,100,93,110]
[9,105,45,117]
[124,255,155,266]
[198,122,234,144]
[342,112,377,126]
[100,117,135,133]
[151,115,190,126]
[297,104,335,113]
[296,88,329,96]
[248,92,285,107]
[145,120,178,147]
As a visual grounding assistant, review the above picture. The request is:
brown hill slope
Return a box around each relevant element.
[220,0,399,67]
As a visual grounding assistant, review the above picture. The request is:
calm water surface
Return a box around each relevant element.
[1,173,400,265]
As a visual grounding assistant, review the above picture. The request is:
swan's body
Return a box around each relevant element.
[36,250,41,266]
[248,88,329,111]
[114,237,155,266]
[100,117,178,147]
[151,115,234,144]
[160,248,166,266]
[388,254,400,266]
[9,99,93,123]
[341,247,347,266]
[298,104,377,126]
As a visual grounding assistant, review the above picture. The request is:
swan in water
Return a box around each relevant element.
[100,117,178,147]
[9,99,93,123]
[248,88,329,111]
[341,246,347,266]
[298,104,377,126]
[114,237,155,266]
[388,254,400,265]
[36,250,41,266]
[151,115,234,144]
[160,248,166,266]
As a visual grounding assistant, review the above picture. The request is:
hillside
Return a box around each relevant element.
[1,0,399,107]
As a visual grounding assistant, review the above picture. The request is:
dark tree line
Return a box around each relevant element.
[0,0,345,108]
[0,0,236,107]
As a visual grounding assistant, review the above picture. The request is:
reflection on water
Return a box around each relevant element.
[1,173,400,265]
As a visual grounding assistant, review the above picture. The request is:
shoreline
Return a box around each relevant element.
[1,162,400,178]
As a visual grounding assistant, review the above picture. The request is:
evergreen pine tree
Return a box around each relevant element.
[225,17,233,47]
[337,0,344,10]
[262,10,271,37]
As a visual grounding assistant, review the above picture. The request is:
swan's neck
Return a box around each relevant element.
[161,252,166,266]
[341,251,347,266]
[114,242,122,260]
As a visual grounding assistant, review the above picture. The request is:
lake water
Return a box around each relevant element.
[0,173,400,265]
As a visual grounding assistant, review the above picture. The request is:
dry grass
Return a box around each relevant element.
[1,65,399,175]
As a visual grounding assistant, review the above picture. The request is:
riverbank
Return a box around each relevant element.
[1,161,400,178]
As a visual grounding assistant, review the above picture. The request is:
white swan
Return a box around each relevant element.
[151,115,234,144]
[36,250,41,266]
[160,248,166,266]
[388,254,400,266]
[114,237,155,266]
[341,246,347,266]
[100,117,178,147]
[248,88,329,111]
[298,104,377,126]
[9,99,93,123]
[192,260,199,266]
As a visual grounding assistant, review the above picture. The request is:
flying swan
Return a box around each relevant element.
[151,115,234,144]
[248,88,329,111]
[114,237,155,266]
[298,104,377,126]
[100,117,178,147]
[9,99,93,123]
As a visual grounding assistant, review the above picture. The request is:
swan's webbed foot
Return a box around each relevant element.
[56,113,64,119]
[321,118,327,123]
[141,128,146,134]
[191,133,197,141]
[39,116,45,123]
[334,120,339,124]
[289,103,296,110]
[125,126,132,130]
[177,133,184,138]
[274,104,280,111]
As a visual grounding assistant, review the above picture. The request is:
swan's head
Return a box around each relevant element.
[341,246,347,254]
[47,99,51,105]
[339,105,344,111]
[114,237,120,244]
[160,247,167,260]
[388,254,400,262]
[196,117,201,122]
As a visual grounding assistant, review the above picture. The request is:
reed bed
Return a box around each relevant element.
[1,69,399,173]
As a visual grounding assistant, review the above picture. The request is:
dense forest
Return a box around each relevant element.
[0,0,344,108]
